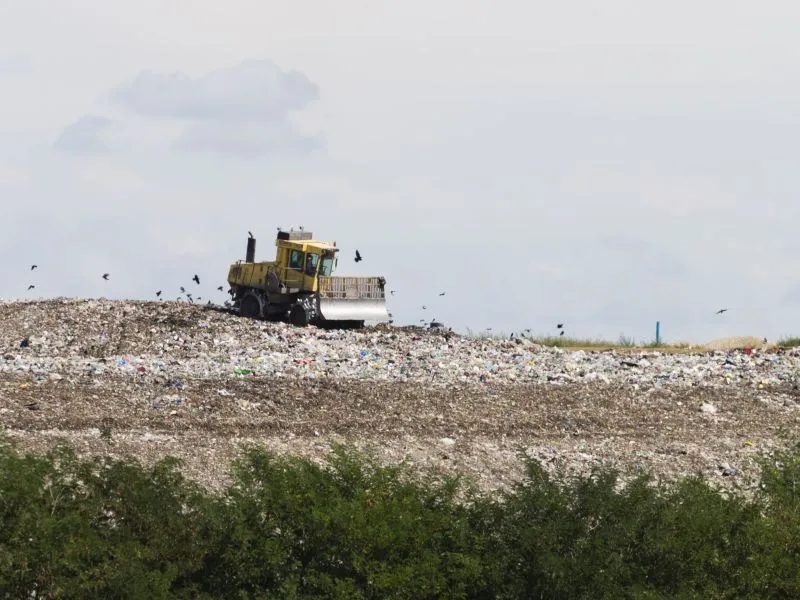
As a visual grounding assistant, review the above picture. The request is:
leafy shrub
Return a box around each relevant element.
[1,435,800,598]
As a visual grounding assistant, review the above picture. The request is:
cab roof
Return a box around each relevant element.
[278,239,338,251]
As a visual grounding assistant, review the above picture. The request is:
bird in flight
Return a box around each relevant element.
[354,250,362,263]
[390,290,396,295]
[27,284,35,290]
[192,274,200,284]
[30,265,37,270]
[180,286,186,293]
[156,290,162,297]
[422,305,427,310]
[715,308,728,315]
[557,323,564,329]
[102,273,110,280]
[217,286,224,291]
[439,292,446,296]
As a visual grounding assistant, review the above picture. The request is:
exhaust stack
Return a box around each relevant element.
[245,237,256,263]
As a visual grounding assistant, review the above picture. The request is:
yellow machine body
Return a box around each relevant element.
[226,229,389,327]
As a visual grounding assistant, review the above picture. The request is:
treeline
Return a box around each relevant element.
[1,436,799,599]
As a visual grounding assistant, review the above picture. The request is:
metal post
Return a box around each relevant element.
[655,321,661,345]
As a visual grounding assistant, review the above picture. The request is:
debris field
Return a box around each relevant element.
[1,297,799,493]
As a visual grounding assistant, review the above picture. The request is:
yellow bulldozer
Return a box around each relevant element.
[226,228,390,328]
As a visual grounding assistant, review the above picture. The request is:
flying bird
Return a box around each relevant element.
[557,323,564,329]
[715,308,728,315]
[560,330,565,336]
[27,284,35,290]
[30,265,37,270]
[102,273,110,280]
[354,250,362,263]
[439,292,446,296]
[422,305,427,310]
[180,286,186,293]
[217,286,224,291]
[156,290,162,297]
[192,274,200,284]
[390,290,396,295]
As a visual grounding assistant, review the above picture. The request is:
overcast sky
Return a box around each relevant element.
[2,0,800,343]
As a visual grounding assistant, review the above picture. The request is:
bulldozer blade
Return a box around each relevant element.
[318,298,390,323]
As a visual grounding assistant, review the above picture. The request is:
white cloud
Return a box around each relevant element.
[111,59,319,121]
[51,59,325,156]
[52,115,114,156]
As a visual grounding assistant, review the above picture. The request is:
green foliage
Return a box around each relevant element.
[2,435,800,598]
[777,336,800,347]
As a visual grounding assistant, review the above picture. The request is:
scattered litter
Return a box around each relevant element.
[1,298,799,392]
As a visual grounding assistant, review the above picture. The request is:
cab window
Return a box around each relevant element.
[305,253,319,276]
[320,255,334,276]
[289,250,304,270]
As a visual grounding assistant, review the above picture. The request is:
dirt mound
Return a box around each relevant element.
[703,336,772,351]
[1,298,799,494]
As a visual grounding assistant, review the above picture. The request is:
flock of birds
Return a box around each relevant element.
[21,250,733,338]
[25,264,228,306]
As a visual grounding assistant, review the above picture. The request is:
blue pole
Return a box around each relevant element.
[656,321,661,345]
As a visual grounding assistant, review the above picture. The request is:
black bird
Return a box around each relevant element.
[560,330,565,336]
[180,286,186,293]
[27,284,34,290]
[354,250,362,263]
[192,274,200,284]
[156,290,162,297]
[102,273,110,280]
[217,286,224,291]
[715,308,728,315]
[30,265,37,270]
[390,290,396,295]
[422,305,427,310]
[557,323,564,329]
[248,231,254,239]
[439,292,446,296]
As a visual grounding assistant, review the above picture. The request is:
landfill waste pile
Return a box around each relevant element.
[1,297,799,493]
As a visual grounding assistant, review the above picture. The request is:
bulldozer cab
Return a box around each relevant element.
[282,245,336,291]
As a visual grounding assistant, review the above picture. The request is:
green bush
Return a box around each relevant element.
[1,435,800,598]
